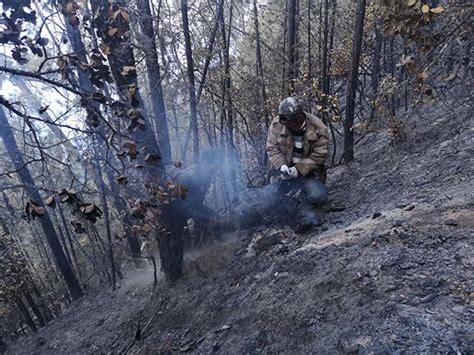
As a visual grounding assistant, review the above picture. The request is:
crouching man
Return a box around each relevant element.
[169,150,221,247]
[266,97,329,230]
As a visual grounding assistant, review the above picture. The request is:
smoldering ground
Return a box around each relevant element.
[177,149,308,233]
[134,150,317,285]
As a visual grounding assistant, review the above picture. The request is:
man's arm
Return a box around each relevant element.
[266,122,288,169]
[295,130,329,176]
[178,199,218,224]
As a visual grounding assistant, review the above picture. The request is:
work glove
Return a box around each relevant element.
[280,164,298,180]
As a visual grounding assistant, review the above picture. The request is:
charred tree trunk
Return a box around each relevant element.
[287,0,297,94]
[31,226,53,275]
[181,0,200,162]
[387,36,396,115]
[107,182,142,262]
[220,0,235,149]
[318,0,322,75]
[90,0,162,162]
[343,0,366,162]
[253,0,269,166]
[371,18,383,94]
[24,292,46,327]
[294,0,300,79]
[56,201,82,279]
[321,0,329,94]
[181,0,224,162]
[220,0,238,201]
[253,0,268,118]
[31,285,53,322]
[0,109,83,300]
[91,0,185,282]
[156,211,184,282]
[59,5,144,261]
[53,214,73,269]
[281,0,289,95]
[196,0,225,104]
[327,0,337,93]
[92,155,116,290]
[136,0,172,164]
[170,97,182,157]
[16,297,37,332]
[307,0,312,80]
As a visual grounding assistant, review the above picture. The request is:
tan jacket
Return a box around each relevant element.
[266,112,329,180]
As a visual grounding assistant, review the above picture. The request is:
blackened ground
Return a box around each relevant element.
[6,100,473,354]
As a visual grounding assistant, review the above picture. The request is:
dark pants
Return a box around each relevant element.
[279,175,327,205]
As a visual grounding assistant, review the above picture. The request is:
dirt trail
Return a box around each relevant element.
[6,102,473,354]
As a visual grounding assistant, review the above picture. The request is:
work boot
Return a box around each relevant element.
[294,214,323,234]
[287,196,324,234]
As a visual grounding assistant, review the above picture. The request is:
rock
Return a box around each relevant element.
[234,248,247,257]
[444,219,458,226]
[383,284,399,293]
[325,204,346,212]
[409,297,420,306]
[390,228,399,237]
[372,212,382,219]
[396,204,409,209]
[341,342,360,354]
[216,324,231,332]
[251,230,284,255]
[404,204,416,211]
[369,270,378,277]
[340,336,371,354]
[419,293,438,303]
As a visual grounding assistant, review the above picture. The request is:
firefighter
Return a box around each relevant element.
[266,97,329,230]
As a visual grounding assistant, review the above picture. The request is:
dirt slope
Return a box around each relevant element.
[6,102,473,354]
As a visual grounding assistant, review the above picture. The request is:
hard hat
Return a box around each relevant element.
[278,97,304,121]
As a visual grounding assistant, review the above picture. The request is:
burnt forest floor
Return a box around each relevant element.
[6,99,474,354]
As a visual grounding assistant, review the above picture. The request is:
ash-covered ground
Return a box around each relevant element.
[6,100,473,354]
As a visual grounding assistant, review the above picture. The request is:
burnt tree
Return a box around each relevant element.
[343,0,366,162]
[287,0,298,94]
[0,108,83,300]
[181,0,200,162]
[91,0,186,281]
[58,1,144,262]
[136,0,172,164]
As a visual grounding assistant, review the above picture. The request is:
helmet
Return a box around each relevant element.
[278,97,304,121]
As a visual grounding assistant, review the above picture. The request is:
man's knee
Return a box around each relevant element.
[306,184,327,205]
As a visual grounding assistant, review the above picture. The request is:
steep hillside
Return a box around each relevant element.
[6,101,473,354]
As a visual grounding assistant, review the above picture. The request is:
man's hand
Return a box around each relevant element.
[288,166,298,178]
[280,164,298,180]
[280,164,290,174]
[280,164,291,179]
